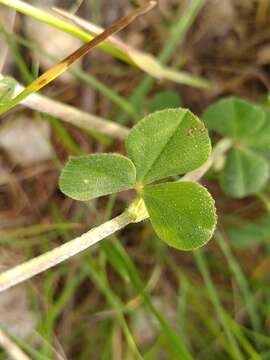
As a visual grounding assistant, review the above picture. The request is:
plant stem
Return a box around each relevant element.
[0,139,231,292]
[216,231,261,334]
[0,76,129,140]
[0,211,133,292]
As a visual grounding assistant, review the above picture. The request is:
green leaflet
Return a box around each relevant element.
[126,108,211,185]
[59,154,136,201]
[203,97,265,140]
[142,181,217,250]
[244,111,270,151]
[220,147,269,198]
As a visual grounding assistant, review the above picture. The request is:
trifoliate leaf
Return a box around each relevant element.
[60,154,136,201]
[203,97,265,140]
[220,147,269,198]
[142,181,216,250]
[126,108,211,185]
[148,90,182,112]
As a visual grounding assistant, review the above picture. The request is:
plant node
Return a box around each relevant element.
[127,197,149,223]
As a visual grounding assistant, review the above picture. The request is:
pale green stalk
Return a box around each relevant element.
[216,231,261,334]
[0,29,139,120]
[194,250,244,360]
[0,209,135,292]
[1,76,129,140]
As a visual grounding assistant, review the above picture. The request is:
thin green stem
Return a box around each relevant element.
[216,231,261,334]
[0,25,32,84]
[85,263,144,360]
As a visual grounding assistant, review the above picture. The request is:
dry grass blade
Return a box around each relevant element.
[54,5,211,89]
[0,1,156,115]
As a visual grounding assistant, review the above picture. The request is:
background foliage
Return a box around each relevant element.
[0,1,270,359]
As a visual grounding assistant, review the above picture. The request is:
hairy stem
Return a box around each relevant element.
[0,211,134,292]
[7,79,129,140]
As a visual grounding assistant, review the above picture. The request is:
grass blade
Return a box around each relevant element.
[216,231,261,334]
[194,250,244,360]
[101,239,194,360]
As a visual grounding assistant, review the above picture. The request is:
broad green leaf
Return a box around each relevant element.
[148,90,182,113]
[220,147,269,198]
[60,154,136,201]
[126,108,211,185]
[203,97,265,140]
[142,181,216,250]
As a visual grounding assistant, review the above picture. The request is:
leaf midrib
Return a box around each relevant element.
[141,111,187,183]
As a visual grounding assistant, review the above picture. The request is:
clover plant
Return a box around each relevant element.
[60,108,217,250]
[203,97,270,198]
